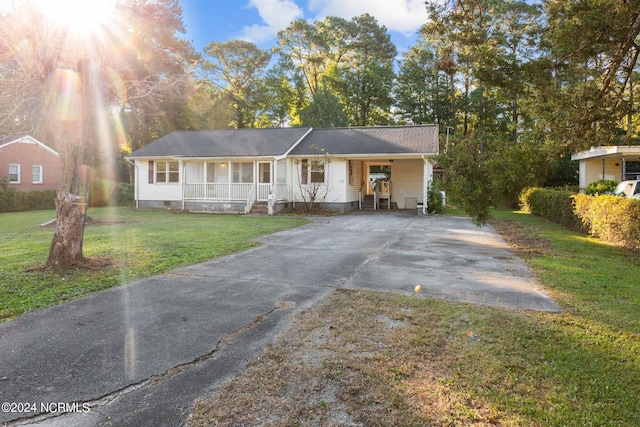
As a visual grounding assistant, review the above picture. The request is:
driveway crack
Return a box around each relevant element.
[4,306,282,426]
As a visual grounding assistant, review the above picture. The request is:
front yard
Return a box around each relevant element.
[0,207,308,320]
[1,208,639,425]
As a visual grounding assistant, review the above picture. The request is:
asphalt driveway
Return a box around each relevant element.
[0,212,559,426]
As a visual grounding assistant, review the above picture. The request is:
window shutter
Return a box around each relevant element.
[148,161,154,184]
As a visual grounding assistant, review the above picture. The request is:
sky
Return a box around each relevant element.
[179,0,428,57]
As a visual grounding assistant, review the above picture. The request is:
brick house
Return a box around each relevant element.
[0,136,63,191]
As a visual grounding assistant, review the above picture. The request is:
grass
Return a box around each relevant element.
[190,209,640,426]
[0,207,308,321]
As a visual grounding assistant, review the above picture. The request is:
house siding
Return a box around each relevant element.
[345,160,364,202]
[581,158,621,188]
[390,160,425,209]
[0,140,62,191]
[135,160,183,202]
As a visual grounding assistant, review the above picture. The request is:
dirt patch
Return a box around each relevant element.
[189,290,506,427]
[489,218,553,257]
[39,216,125,228]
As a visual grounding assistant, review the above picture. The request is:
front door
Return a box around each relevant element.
[257,162,272,201]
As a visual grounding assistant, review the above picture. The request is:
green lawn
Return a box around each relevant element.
[473,210,640,425]
[0,207,308,320]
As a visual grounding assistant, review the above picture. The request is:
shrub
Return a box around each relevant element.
[574,194,640,250]
[520,187,585,232]
[584,179,618,196]
[427,181,445,214]
[88,179,134,207]
[0,185,56,212]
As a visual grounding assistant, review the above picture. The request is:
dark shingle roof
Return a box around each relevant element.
[127,128,312,158]
[288,126,439,156]
[127,125,439,159]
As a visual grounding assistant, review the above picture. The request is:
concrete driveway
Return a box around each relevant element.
[0,212,559,426]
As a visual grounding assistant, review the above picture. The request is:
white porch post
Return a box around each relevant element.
[423,157,433,215]
[228,161,232,201]
[180,160,185,210]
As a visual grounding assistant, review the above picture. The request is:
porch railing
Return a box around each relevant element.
[258,183,271,201]
[184,183,253,201]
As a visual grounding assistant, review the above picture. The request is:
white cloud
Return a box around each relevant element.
[239,0,304,44]
[307,0,427,36]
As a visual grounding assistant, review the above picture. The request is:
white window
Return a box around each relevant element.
[155,161,179,183]
[300,159,326,184]
[310,160,325,184]
[32,165,43,184]
[9,164,20,184]
[232,162,253,183]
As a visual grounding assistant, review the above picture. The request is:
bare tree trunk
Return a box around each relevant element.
[46,192,87,268]
[44,62,90,269]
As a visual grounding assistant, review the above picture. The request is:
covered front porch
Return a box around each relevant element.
[182,159,288,212]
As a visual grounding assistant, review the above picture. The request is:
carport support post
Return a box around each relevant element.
[622,156,626,181]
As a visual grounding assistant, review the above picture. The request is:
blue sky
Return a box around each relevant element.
[179,0,428,56]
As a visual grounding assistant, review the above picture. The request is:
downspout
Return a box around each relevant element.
[125,158,139,208]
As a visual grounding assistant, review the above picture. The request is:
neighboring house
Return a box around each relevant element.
[126,125,440,214]
[572,146,640,189]
[0,136,62,191]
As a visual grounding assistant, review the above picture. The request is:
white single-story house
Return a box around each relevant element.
[126,125,440,214]
[572,146,640,189]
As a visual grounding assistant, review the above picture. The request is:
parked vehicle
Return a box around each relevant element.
[612,180,640,199]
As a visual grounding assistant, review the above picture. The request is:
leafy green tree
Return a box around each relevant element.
[275,14,396,126]
[300,84,348,127]
[327,14,397,125]
[537,0,640,150]
[395,42,452,125]
[201,40,271,128]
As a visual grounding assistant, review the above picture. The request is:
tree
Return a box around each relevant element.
[300,84,348,127]
[395,42,452,125]
[201,40,271,128]
[536,0,640,151]
[275,14,397,126]
[0,0,195,269]
[326,14,397,125]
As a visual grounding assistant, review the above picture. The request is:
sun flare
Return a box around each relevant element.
[35,0,116,35]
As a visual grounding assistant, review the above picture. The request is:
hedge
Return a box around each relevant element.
[0,179,134,213]
[574,194,640,250]
[519,187,585,232]
[0,186,57,212]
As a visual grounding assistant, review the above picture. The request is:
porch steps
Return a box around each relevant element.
[249,202,269,215]
[361,195,375,210]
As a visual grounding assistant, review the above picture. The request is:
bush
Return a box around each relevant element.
[0,186,56,212]
[574,194,640,250]
[520,187,585,232]
[584,179,618,196]
[88,179,134,207]
[427,181,445,214]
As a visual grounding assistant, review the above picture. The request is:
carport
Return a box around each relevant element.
[572,146,640,189]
